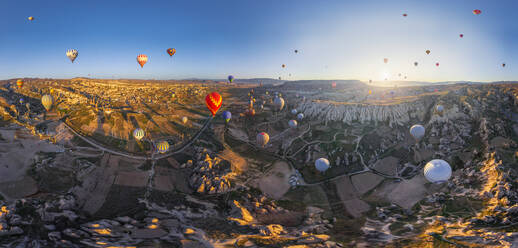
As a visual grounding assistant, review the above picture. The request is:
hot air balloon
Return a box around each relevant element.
[402,13,407,17]
[205,92,222,116]
[167,48,176,57]
[436,105,444,114]
[66,49,78,63]
[228,75,234,83]
[137,54,148,68]
[460,34,464,38]
[265,91,269,95]
[288,120,298,128]
[16,79,23,89]
[426,50,430,55]
[181,116,188,124]
[424,159,452,183]
[157,141,170,154]
[133,128,145,141]
[436,62,440,67]
[414,62,418,66]
[50,89,55,94]
[410,124,425,142]
[383,58,388,64]
[502,63,506,67]
[368,90,372,95]
[256,132,269,147]
[28,16,34,21]
[473,9,481,15]
[171,92,176,98]
[259,104,264,110]
[291,109,297,115]
[25,103,30,110]
[331,82,337,88]
[297,113,304,121]
[315,158,330,172]
[41,94,53,111]
[19,98,24,105]
[222,111,231,123]
[282,64,286,68]
[369,79,372,84]
[279,77,282,80]
[273,97,285,111]
[294,50,298,53]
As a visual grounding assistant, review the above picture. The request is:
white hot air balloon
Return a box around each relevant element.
[297,113,304,121]
[41,94,53,111]
[410,124,425,142]
[256,132,269,147]
[436,105,444,114]
[66,49,78,63]
[315,158,330,172]
[291,109,297,115]
[273,97,285,111]
[288,120,298,128]
[424,159,452,183]
[181,116,188,124]
[133,128,145,141]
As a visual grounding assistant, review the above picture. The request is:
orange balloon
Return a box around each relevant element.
[16,80,23,88]
[205,92,222,116]
[137,54,148,68]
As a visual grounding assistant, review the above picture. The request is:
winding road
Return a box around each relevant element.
[61,115,213,160]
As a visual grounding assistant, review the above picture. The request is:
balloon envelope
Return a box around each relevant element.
[424,159,452,183]
[41,94,53,111]
[315,158,330,172]
[228,75,234,82]
[297,113,304,121]
[66,49,78,63]
[273,97,285,111]
[137,54,148,68]
[410,124,425,141]
[16,80,23,88]
[288,120,298,128]
[256,132,269,147]
[383,58,388,64]
[167,48,176,56]
[205,92,222,116]
[222,111,231,122]
[181,117,188,124]
[291,109,297,115]
[133,128,145,141]
[426,50,430,55]
[157,141,170,154]
[473,9,481,15]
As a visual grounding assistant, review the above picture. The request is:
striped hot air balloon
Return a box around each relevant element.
[157,141,170,154]
[66,49,78,63]
[133,128,145,141]
[16,79,23,88]
[473,9,481,15]
[137,54,148,68]
[41,94,53,111]
[256,132,269,147]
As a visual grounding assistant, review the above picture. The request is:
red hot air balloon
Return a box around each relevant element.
[402,13,407,17]
[436,62,440,67]
[383,58,388,64]
[331,82,336,88]
[460,34,464,38]
[167,48,176,57]
[137,54,148,68]
[205,92,222,116]
[473,9,481,15]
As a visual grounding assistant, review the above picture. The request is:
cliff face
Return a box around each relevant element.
[297,100,427,127]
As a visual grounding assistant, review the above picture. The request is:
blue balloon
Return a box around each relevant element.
[222,111,231,122]
[228,75,234,83]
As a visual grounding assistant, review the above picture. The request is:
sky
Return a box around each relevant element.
[0,0,517,82]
